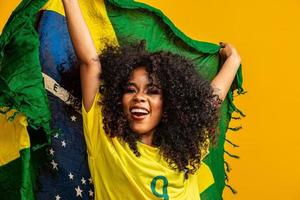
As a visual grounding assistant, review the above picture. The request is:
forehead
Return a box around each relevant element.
[128,67,160,86]
[129,67,148,81]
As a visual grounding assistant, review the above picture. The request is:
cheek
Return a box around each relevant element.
[151,98,163,121]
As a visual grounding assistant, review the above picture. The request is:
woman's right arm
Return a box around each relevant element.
[62,0,101,112]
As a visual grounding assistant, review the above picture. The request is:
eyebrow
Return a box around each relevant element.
[126,82,161,88]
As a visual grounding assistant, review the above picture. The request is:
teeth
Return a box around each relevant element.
[130,108,149,114]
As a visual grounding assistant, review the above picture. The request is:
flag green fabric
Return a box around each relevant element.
[0,148,45,200]
[0,0,51,199]
[0,0,50,132]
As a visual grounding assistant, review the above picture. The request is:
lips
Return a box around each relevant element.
[130,107,149,120]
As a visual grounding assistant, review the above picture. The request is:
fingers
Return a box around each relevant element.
[218,42,226,56]
[219,42,232,49]
[219,42,227,57]
[219,42,226,48]
[219,42,232,57]
[218,42,241,62]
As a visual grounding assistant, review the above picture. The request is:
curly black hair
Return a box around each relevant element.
[60,41,221,177]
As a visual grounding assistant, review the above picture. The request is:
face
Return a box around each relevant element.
[122,67,163,137]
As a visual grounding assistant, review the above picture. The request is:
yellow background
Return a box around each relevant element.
[1,0,300,199]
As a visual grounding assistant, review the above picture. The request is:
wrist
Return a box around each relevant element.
[227,53,241,66]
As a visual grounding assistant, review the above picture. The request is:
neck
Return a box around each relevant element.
[140,132,154,146]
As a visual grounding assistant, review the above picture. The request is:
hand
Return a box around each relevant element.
[219,42,241,64]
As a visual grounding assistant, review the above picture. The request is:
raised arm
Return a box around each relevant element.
[211,42,241,101]
[62,0,101,112]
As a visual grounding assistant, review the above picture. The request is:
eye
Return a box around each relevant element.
[124,87,136,94]
[147,87,161,95]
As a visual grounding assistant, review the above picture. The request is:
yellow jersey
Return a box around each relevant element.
[82,92,214,200]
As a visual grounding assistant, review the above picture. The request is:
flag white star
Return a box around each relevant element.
[81,177,86,185]
[55,194,61,200]
[71,115,77,122]
[49,148,55,156]
[68,172,74,180]
[75,186,83,197]
[61,140,66,147]
[89,190,94,197]
[54,133,59,138]
[88,177,93,184]
[51,160,58,170]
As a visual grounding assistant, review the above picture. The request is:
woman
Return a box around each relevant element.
[62,0,241,199]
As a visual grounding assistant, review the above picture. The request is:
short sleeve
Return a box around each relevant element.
[81,92,102,156]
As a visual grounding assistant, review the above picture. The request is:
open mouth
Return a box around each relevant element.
[130,107,149,120]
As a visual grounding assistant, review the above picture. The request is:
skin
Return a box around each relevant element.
[122,67,163,146]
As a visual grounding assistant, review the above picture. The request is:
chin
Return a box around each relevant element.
[130,124,152,135]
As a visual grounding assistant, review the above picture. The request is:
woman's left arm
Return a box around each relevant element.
[211,42,241,101]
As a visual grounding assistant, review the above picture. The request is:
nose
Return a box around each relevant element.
[133,92,146,103]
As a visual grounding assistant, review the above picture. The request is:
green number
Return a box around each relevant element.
[150,176,169,200]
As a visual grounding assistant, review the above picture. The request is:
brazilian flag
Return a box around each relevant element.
[0,0,51,199]
[0,0,244,199]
